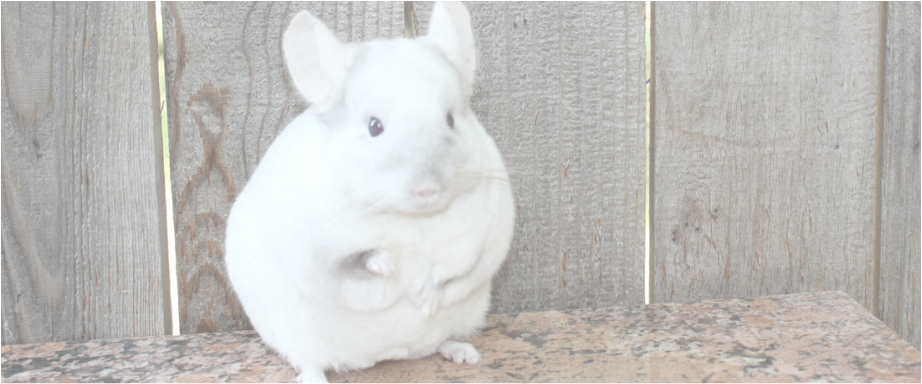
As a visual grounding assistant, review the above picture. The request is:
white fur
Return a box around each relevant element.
[224,2,515,383]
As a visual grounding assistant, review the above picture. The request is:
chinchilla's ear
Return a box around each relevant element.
[426,1,476,94]
[283,11,345,104]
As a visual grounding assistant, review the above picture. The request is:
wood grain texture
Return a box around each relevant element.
[165,1,646,333]
[475,1,647,312]
[162,2,405,334]
[414,2,648,312]
[652,3,881,310]
[1,2,169,344]
[879,1,920,350]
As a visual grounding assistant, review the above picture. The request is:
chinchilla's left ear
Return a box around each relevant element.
[426,1,476,95]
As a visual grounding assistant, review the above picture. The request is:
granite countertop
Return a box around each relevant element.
[2,291,919,382]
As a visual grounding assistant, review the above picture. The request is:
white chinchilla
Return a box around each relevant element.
[224,2,515,382]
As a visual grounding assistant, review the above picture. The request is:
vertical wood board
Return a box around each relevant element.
[414,1,648,312]
[652,3,881,310]
[1,2,169,344]
[879,1,921,350]
[162,2,405,334]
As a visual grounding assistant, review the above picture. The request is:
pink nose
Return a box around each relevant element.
[412,182,441,199]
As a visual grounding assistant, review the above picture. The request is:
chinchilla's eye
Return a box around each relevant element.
[446,113,454,129]
[369,117,384,137]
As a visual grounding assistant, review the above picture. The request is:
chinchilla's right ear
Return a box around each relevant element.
[427,1,476,96]
[283,11,345,105]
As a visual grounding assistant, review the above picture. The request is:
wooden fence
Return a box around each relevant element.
[2,2,919,351]
[2,2,170,343]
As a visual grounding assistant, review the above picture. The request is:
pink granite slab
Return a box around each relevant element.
[2,291,919,382]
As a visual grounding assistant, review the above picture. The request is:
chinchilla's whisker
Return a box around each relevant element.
[454,170,512,186]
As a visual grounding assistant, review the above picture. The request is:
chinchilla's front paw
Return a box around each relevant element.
[364,250,395,276]
[409,271,442,315]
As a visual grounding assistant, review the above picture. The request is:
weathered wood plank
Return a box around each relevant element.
[1,2,169,344]
[879,1,921,350]
[651,3,880,310]
[476,1,647,312]
[165,2,644,332]
[162,2,405,334]
[414,1,648,312]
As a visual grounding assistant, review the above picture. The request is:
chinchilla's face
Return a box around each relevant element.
[321,39,478,215]
[282,2,484,217]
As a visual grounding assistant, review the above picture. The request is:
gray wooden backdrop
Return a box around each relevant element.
[1,2,169,345]
[1,2,918,350]
[651,2,919,348]
[653,2,882,311]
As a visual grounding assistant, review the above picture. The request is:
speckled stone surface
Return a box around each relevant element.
[2,291,919,382]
